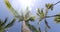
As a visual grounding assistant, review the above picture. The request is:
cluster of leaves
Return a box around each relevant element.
[19,9,35,22]
[36,2,60,32]
[0,18,16,32]
[37,8,45,21]
[45,3,53,10]
[54,13,60,23]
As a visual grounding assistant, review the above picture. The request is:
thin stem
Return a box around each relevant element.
[37,22,41,32]
[37,19,41,32]
[44,6,49,32]
[45,19,51,29]
[45,8,48,16]
[54,1,60,6]
[44,19,48,32]
[45,15,60,18]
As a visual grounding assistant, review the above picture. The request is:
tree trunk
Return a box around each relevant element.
[21,21,31,32]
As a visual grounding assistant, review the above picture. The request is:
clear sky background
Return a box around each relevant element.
[0,0,60,32]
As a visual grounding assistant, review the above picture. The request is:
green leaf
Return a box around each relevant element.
[26,16,35,22]
[4,0,20,17]
[54,13,60,23]
[54,16,60,23]
[4,0,12,9]
[4,18,16,29]
[37,8,45,21]
[26,22,39,32]
[45,3,53,10]
[37,8,41,14]
[29,17,35,21]
[0,18,16,32]
[1,18,8,26]
[25,11,30,20]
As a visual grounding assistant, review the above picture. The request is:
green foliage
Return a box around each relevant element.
[26,22,39,32]
[0,18,16,32]
[4,0,20,17]
[28,16,35,21]
[19,8,35,22]
[4,0,36,32]
[4,0,11,9]
[4,0,60,32]
[4,18,16,28]
[45,3,53,10]
[37,8,45,21]
[0,18,8,27]
[54,13,60,23]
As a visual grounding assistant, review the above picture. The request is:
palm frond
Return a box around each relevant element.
[18,11,24,22]
[37,8,45,21]
[45,3,53,10]
[26,22,39,32]
[25,11,30,20]
[4,0,20,17]
[4,18,16,29]
[0,18,16,32]
[1,18,8,27]
[54,13,60,23]
[28,16,35,21]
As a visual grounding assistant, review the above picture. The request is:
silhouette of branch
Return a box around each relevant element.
[45,15,60,18]
[54,1,60,6]
[45,19,51,29]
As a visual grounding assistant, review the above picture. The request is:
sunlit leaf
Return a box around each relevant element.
[45,3,53,10]
[24,10,30,21]
[54,13,60,23]
[37,8,45,21]
[4,0,20,17]
[28,16,35,21]
[4,0,11,9]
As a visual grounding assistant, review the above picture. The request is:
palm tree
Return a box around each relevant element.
[0,18,16,32]
[37,1,60,32]
[4,0,40,32]
[19,8,36,32]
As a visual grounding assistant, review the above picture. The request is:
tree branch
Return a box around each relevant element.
[45,15,60,18]
[54,1,60,6]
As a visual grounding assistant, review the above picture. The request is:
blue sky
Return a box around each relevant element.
[0,0,60,32]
